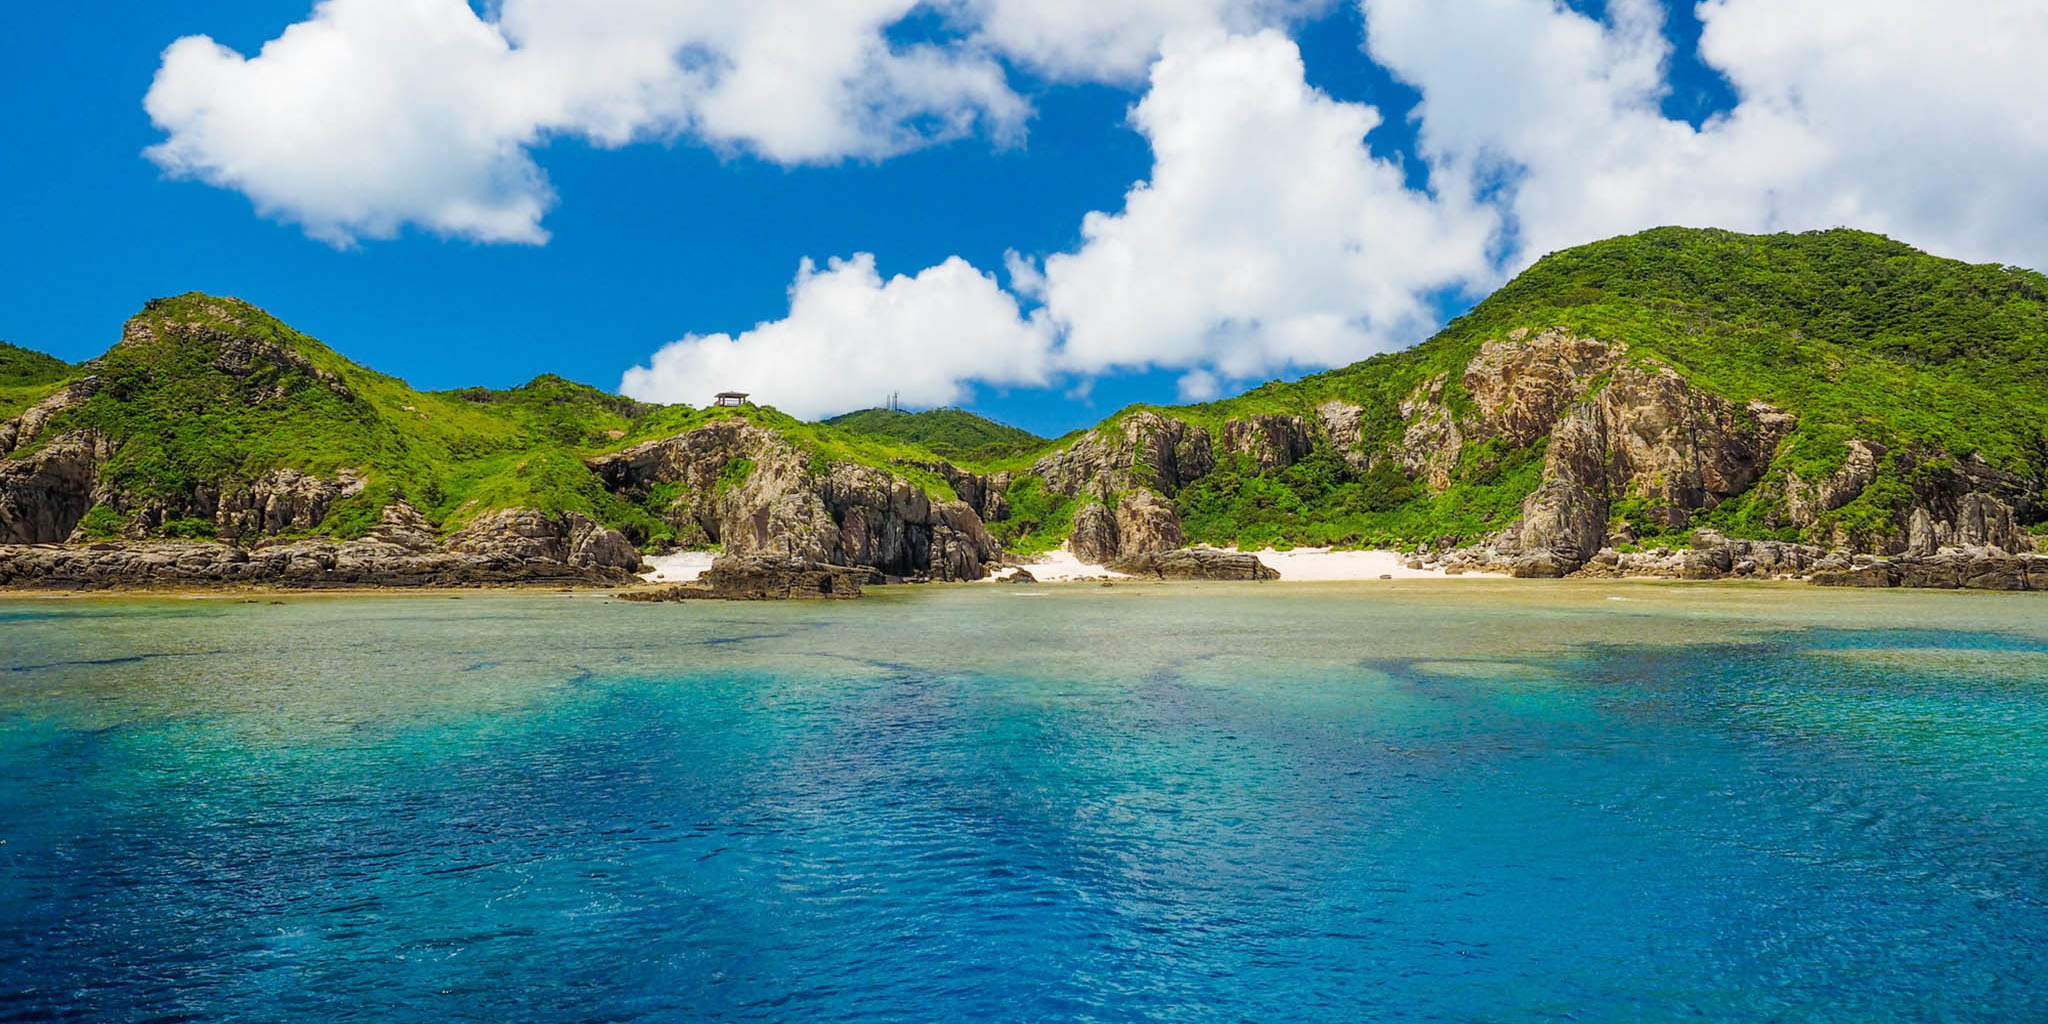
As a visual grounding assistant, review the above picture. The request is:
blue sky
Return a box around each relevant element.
[2,1,2038,436]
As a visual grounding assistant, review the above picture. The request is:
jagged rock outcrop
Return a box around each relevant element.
[1495,362,1800,575]
[1315,400,1370,470]
[1398,374,1464,491]
[586,419,1000,580]
[1067,501,1120,564]
[1783,440,1886,530]
[1108,548,1279,581]
[1220,415,1312,471]
[0,500,642,589]
[1065,489,1184,563]
[914,461,1012,524]
[1,377,98,455]
[1033,411,1214,500]
[1113,489,1184,556]
[447,508,644,571]
[0,432,110,544]
[621,554,868,601]
[1463,329,1622,446]
[1814,551,2048,591]
[105,467,371,542]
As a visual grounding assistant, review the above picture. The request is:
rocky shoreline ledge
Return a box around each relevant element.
[1432,528,2048,590]
[0,504,643,590]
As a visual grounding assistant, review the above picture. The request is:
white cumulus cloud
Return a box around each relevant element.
[146,1,2048,418]
[1039,29,1496,382]
[144,0,1032,245]
[618,253,1052,419]
[1359,0,2048,270]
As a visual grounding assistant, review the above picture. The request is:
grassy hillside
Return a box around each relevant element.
[825,407,1046,461]
[1,341,75,419]
[4,294,991,546]
[11,228,2044,556]
[991,228,2048,551]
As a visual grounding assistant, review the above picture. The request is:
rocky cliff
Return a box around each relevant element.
[586,419,1000,581]
[991,228,2048,586]
[6,227,2046,592]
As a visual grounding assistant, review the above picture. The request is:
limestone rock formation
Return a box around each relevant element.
[621,554,868,601]
[1065,489,1185,564]
[1219,415,1312,471]
[1108,548,1279,581]
[0,377,99,455]
[1032,411,1214,500]
[0,432,110,544]
[1315,400,1369,470]
[586,418,1000,580]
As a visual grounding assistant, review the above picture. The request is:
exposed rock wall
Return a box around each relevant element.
[1065,489,1184,564]
[1033,411,1214,500]
[586,419,1001,580]
[0,432,110,544]
[1219,415,1312,471]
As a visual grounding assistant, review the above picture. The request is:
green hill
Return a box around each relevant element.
[0,294,993,548]
[985,228,2048,555]
[1,341,74,419]
[7,229,2044,569]
[825,407,1046,461]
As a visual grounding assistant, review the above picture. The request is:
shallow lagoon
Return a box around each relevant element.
[3,581,2046,1021]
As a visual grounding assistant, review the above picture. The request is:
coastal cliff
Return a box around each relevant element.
[965,228,2047,588]
[3,227,2045,591]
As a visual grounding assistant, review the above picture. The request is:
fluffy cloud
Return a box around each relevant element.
[1361,0,2048,270]
[145,0,1030,245]
[620,29,1491,413]
[618,254,1051,419]
[962,0,1331,81]
[149,1,2048,417]
[1037,30,1495,381]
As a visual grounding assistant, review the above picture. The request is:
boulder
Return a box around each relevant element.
[1108,548,1279,581]
[622,554,867,601]
[1067,502,1120,565]
[1114,489,1183,557]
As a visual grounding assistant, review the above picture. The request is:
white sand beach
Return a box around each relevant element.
[997,550,1130,582]
[1003,545,1505,582]
[640,551,717,583]
[1226,546,1503,580]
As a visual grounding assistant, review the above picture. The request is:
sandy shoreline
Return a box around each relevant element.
[1000,546,1506,582]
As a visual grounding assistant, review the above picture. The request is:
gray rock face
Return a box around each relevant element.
[1463,329,1622,447]
[1032,411,1214,500]
[586,419,1000,580]
[1219,415,1312,471]
[0,502,642,589]
[1814,552,2048,591]
[1067,501,1119,565]
[1064,489,1184,563]
[1073,499,1122,565]
[0,377,99,455]
[1315,400,1370,470]
[1398,374,1465,492]
[0,432,109,544]
[1108,548,1279,581]
[622,554,867,601]
[1502,363,1797,574]
[447,508,645,571]
[1113,489,1184,557]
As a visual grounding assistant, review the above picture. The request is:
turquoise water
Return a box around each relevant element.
[3,582,2046,1022]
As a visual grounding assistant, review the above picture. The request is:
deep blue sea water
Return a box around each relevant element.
[2,582,2046,1022]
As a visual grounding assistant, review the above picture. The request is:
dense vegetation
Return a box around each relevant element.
[0,341,74,420]
[1,294,998,548]
[8,228,2045,555]
[987,228,2048,551]
[825,407,1047,462]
